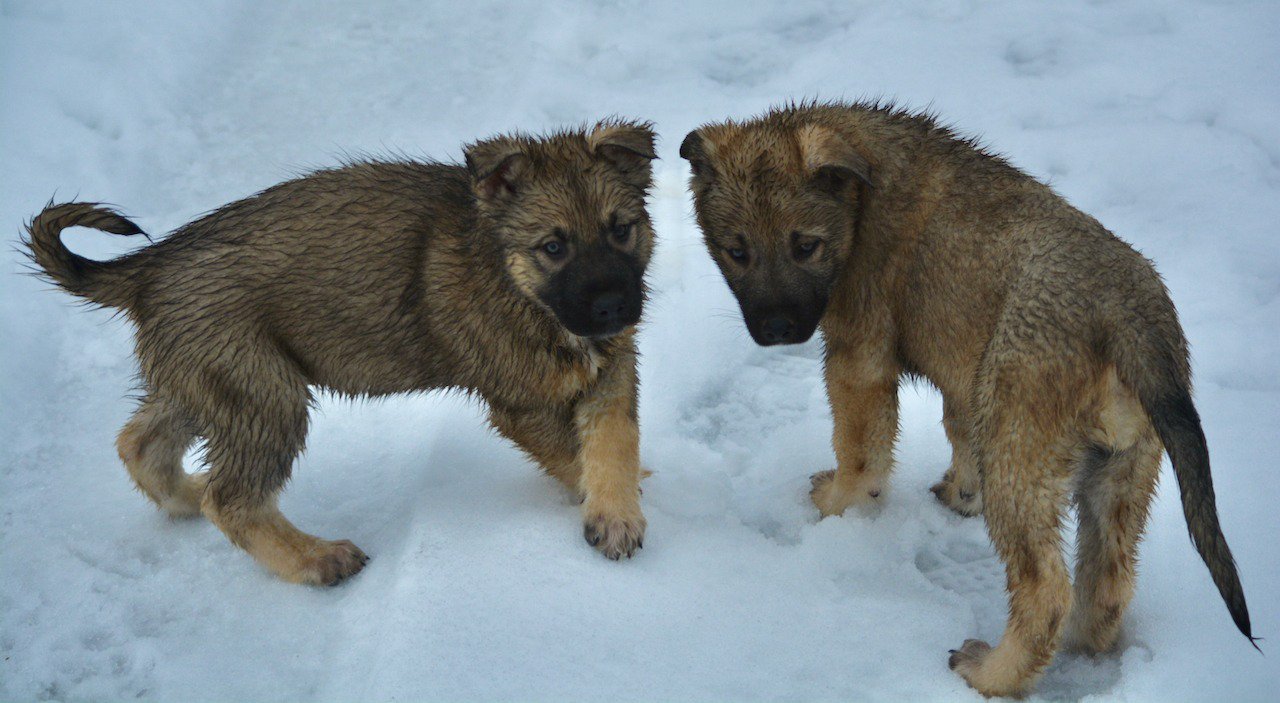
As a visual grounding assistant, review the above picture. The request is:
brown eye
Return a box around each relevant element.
[727,246,748,263]
[611,222,632,243]
[793,233,821,260]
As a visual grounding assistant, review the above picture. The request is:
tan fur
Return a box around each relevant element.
[116,397,203,517]
[682,101,1252,697]
[931,397,983,517]
[205,499,368,586]
[809,340,897,514]
[575,337,646,558]
[26,119,658,585]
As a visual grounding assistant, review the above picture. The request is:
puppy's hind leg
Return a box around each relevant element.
[116,395,204,518]
[193,350,367,586]
[1066,431,1161,653]
[949,368,1075,698]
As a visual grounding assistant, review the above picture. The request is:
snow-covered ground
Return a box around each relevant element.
[2,1,1277,700]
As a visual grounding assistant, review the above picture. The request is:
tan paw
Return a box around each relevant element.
[948,638,991,674]
[930,469,982,517]
[582,503,646,560]
[809,469,881,518]
[948,639,1030,698]
[294,539,369,587]
[948,639,995,694]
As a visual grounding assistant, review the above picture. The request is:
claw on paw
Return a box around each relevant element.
[582,509,646,560]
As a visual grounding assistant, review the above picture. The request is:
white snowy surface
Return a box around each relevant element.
[2,1,1277,700]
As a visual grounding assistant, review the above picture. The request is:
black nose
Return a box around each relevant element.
[760,316,796,343]
[591,292,627,325]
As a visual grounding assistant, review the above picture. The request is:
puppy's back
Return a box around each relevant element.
[125,161,481,392]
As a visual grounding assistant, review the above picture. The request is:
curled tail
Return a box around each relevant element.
[1113,322,1257,649]
[22,201,147,310]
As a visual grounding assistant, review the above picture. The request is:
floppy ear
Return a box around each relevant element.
[796,124,872,195]
[588,121,657,181]
[679,129,715,180]
[464,136,529,200]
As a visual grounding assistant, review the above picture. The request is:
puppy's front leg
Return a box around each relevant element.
[930,396,984,517]
[810,340,900,517]
[575,338,645,559]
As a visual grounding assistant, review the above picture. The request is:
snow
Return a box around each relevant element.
[2,0,1277,700]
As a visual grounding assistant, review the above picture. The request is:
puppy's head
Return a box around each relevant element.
[681,119,871,346]
[465,120,657,339]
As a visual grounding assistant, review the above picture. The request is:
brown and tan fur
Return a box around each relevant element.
[24,120,658,586]
[681,101,1254,697]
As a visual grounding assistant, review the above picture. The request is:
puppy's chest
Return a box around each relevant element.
[492,334,603,404]
[548,338,604,398]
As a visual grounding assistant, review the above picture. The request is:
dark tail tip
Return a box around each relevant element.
[92,206,146,236]
[1226,593,1261,653]
[111,219,145,236]
[1226,593,1256,647]
[1145,388,1257,651]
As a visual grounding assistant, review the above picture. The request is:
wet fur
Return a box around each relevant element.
[682,101,1254,697]
[24,119,657,585]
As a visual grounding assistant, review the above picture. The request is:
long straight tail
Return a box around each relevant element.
[1115,322,1257,648]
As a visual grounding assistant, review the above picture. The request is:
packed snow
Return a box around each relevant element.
[2,1,1277,700]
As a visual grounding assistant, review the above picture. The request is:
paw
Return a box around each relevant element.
[930,469,982,517]
[948,638,992,674]
[949,639,1030,698]
[582,504,646,560]
[809,469,881,518]
[948,639,995,693]
[299,539,369,587]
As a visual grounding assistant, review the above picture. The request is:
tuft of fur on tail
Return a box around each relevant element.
[22,201,147,310]
[1115,325,1258,650]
